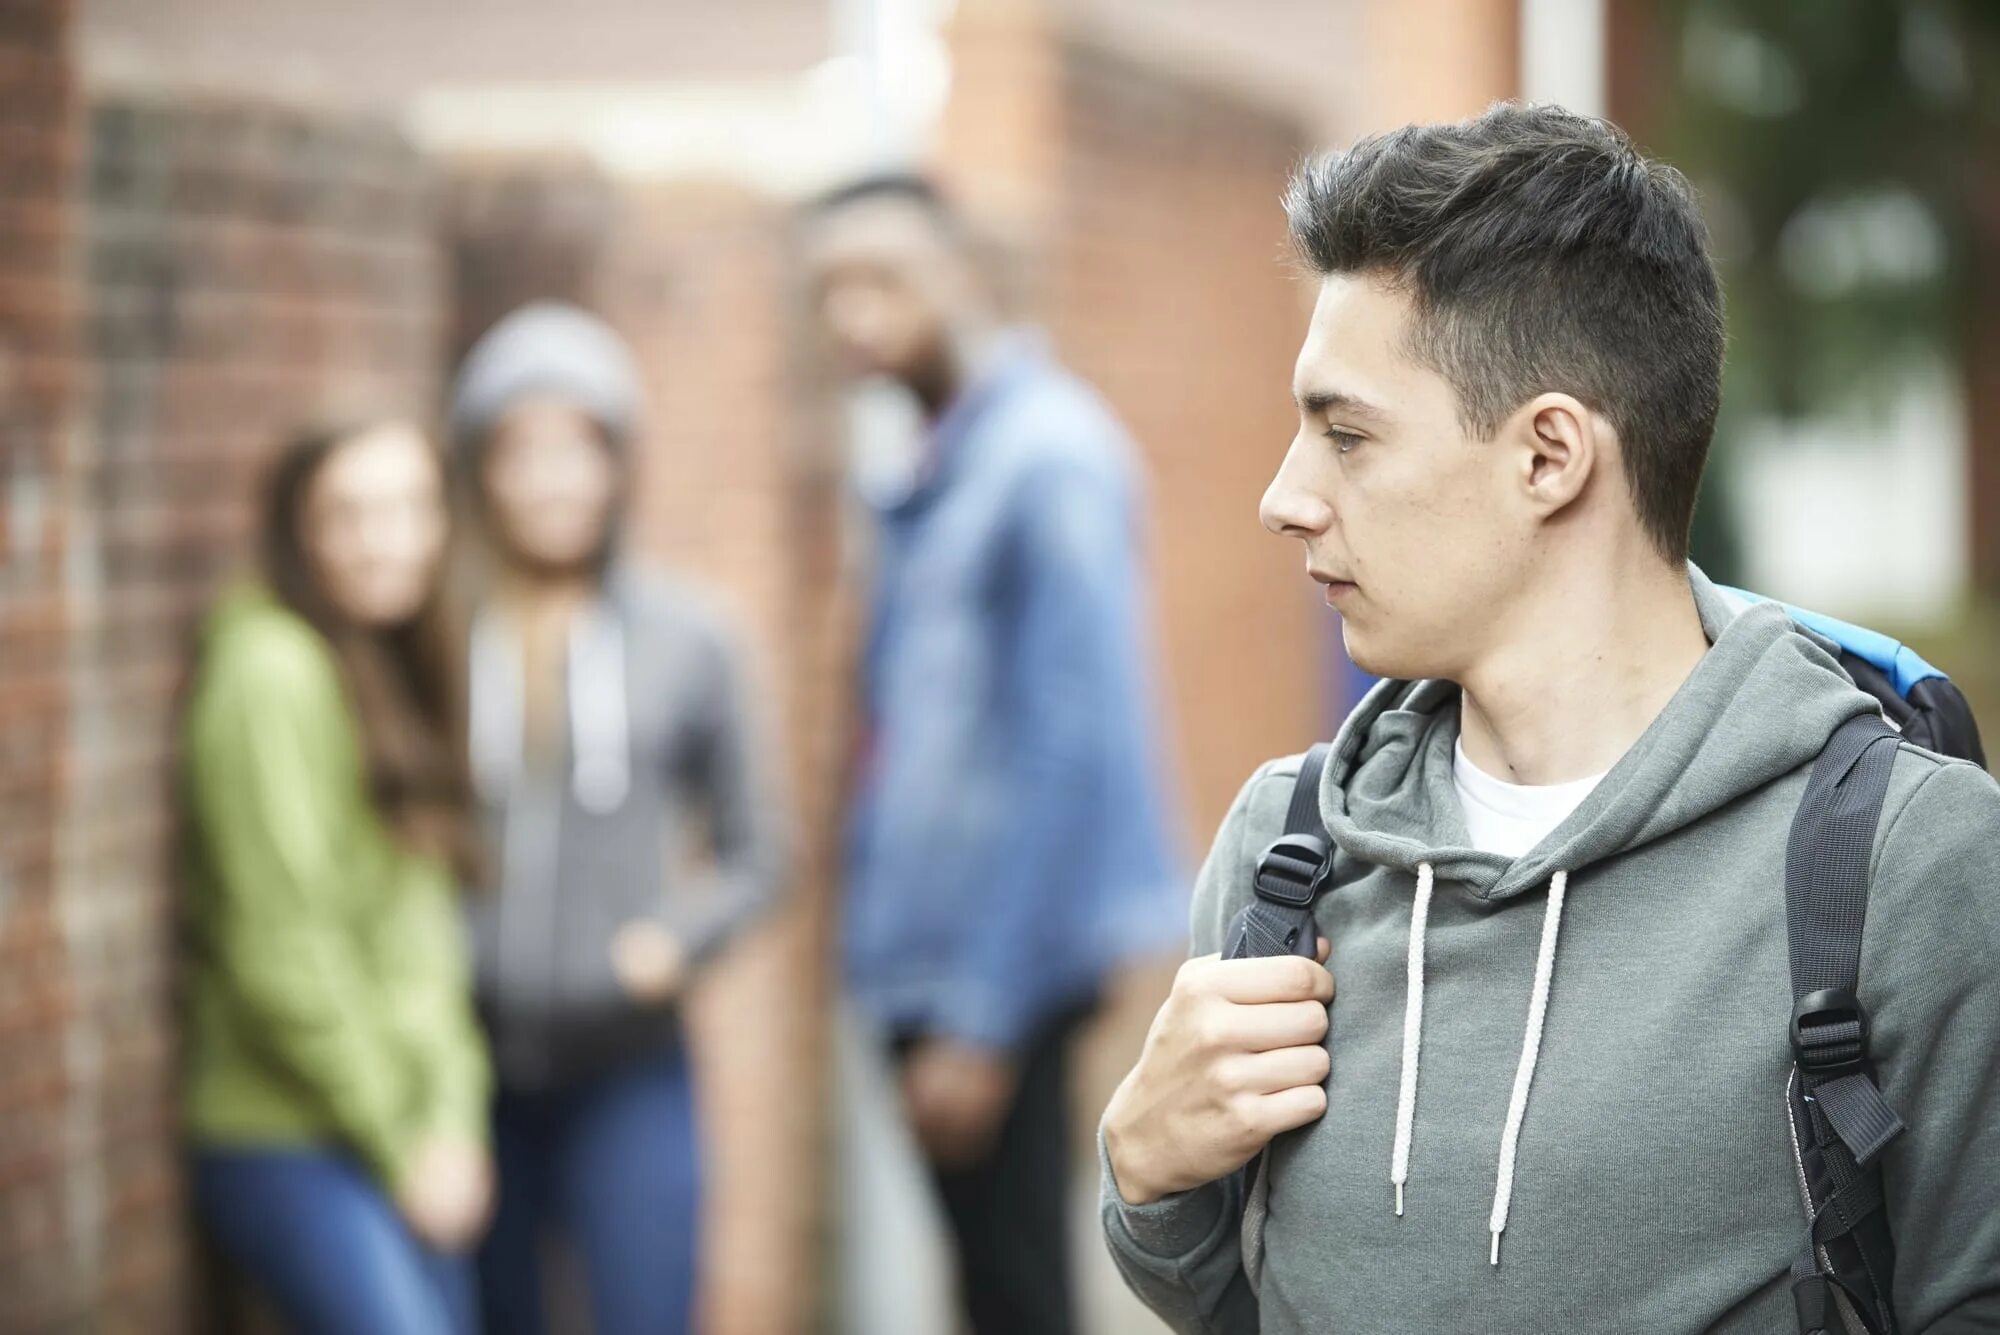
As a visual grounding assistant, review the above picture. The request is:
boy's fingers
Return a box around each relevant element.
[1228,1042,1331,1093]
[1209,954,1333,1005]
[1256,1081,1330,1135]
[1229,997,1332,1052]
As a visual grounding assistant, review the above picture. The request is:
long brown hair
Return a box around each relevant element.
[261,418,481,881]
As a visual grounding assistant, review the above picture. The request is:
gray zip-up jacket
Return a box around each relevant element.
[1103,568,2000,1332]
[465,565,785,1090]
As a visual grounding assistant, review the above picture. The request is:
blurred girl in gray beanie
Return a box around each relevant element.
[450,302,786,1335]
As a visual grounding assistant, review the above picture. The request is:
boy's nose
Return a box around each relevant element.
[1260,438,1334,539]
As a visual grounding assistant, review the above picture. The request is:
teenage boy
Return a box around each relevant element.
[1101,104,2000,1334]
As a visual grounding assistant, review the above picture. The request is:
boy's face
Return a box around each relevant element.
[1262,273,1536,682]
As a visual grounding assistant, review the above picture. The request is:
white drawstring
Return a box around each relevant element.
[469,609,519,803]
[1488,868,1568,1266]
[466,603,631,813]
[1389,861,1434,1217]
[1386,864,1571,1267]
[568,606,630,813]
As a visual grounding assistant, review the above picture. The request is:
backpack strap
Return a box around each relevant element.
[1225,743,1334,962]
[1226,743,1333,1298]
[1786,713,1906,1335]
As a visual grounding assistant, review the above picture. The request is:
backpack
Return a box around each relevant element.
[1224,598,1985,1335]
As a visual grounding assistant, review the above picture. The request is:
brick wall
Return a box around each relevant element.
[0,82,444,1328]
[0,0,85,1326]
[10,2,1423,1326]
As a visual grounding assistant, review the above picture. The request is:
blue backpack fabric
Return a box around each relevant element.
[1720,586,1985,767]
[1229,592,1986,1335]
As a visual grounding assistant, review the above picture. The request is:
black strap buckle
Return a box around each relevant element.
[1253,833,1331,909]
[1791,1268,1832,1335]
[1791,988,1871,1078]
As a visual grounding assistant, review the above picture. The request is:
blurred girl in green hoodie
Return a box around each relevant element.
[181,416,492,1335]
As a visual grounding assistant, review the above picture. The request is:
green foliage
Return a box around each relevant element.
[1655,0,1990,421]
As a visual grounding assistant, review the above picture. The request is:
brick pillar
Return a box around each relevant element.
[1355,0,1521,131]
[0,0,87,1324]
[1605,0,1668,149]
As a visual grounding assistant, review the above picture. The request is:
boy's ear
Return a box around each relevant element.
[1519,393,1596,514]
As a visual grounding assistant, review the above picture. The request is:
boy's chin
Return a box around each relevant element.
[1342,627,1444,684]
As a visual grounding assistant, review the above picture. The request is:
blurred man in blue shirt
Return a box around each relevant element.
[805,175,1186,1335]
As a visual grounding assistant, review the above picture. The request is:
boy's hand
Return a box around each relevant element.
[1102,940,1333,1206]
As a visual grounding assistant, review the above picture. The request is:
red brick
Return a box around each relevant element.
[0,68,447,1326]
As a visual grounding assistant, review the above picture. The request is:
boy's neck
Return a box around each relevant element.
[1455,555,1709,786]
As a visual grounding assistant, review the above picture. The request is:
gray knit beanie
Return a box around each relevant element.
[449,302,644,452]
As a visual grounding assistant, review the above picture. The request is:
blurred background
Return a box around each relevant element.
[0,0,1994,1330]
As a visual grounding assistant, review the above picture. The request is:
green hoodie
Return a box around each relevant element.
[1103,568,2000,1332]
[181,587,489,1190]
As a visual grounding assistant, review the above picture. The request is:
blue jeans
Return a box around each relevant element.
[480,1046,701,1335]
[192,1146,476,1335]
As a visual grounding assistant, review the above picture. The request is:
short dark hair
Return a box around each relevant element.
[806,171,961,232]
[1284,102,1725,563]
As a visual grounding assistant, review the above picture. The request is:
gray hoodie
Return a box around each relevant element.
[464,567,786,1091]
[1103,568,2000,1333]
[453,303,787,1091]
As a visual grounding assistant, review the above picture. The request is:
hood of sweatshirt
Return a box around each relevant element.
[449,301,644,455]
[1321,565,1876,900]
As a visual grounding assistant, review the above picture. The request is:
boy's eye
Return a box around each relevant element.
[1324,427,1364,454]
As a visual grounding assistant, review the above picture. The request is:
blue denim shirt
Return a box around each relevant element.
[844,336,1188,1050]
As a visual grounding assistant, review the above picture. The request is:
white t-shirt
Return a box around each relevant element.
[1452,736,1607,858]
